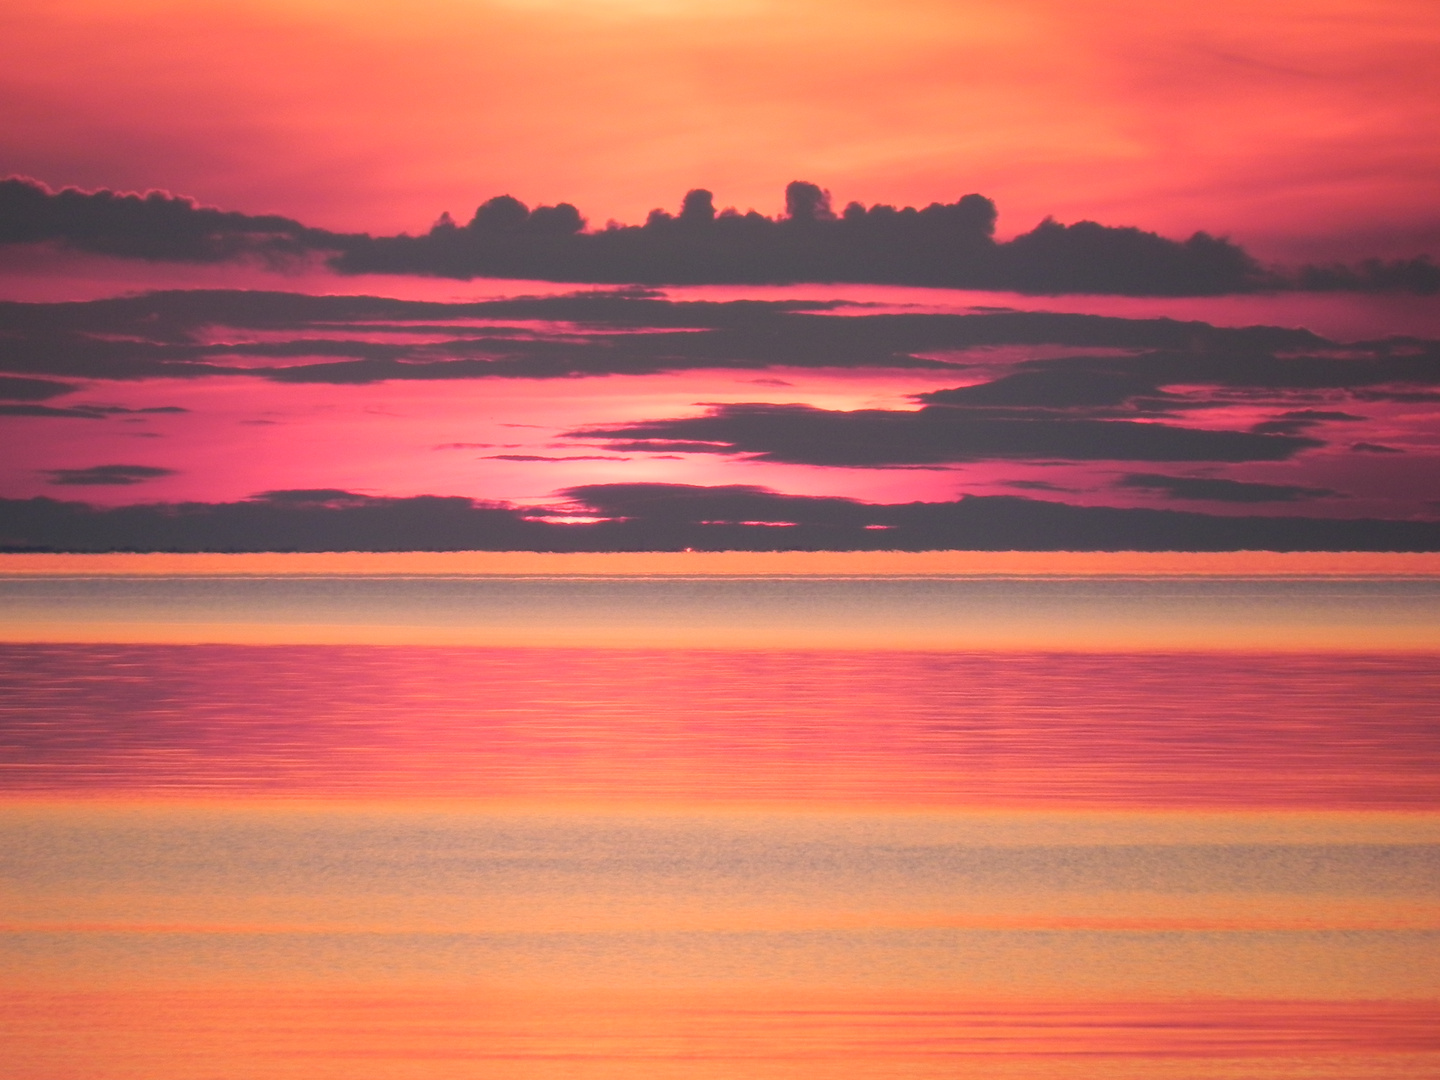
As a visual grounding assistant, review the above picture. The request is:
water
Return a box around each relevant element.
[4,573,1440,651]
[2,644,1439,807]
[1,571,1437,1078]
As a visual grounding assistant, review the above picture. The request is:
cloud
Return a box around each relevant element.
[920,370,1178,410]
[571,402,1322,466]
[10,175,1431,296]
[0,381,189,418]
[3,288,1349,387]
[1004,479,1073,491]
[1277,410,1367,422]
[0,289,1434,500]
[331,184,1271,296]
[1352,442,1404,454]
[4,484,1437,552]
[1353,389,1440,403]
[900,348,1440,443]
[74,405,189,414]
[0,404,108,419]
[0,375,78,401]
[0,177,339,263]
[999,218,1265,296]
[0,490,549,552]
[563,483,879,528]
[1298,257,1440,296]
[42,464,177,486]
[1118,473,1339,503]
[482,454,631,461]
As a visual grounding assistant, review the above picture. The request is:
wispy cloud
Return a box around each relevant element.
[42,464,177,486]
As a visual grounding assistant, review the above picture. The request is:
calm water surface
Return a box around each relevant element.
[1,575,1437,1078]
[4,574,1440,650]
[2,644,1439,806]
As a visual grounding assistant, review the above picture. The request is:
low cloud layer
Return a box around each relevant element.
[573,402,1320,466]
[5,177,1436,296]
[0,289,1342,389]
[3,484,1436,552]
[4,289,1437,516]
[561,328,1440,467]
[1117,474,1339,503]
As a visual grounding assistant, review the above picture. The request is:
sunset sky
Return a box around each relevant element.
[1,0,1438,550]
[5,8,1440,1076]
[4,0,1437,259]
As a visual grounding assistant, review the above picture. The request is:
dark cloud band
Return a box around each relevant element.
[4,177,1435,296]
[572,402,1323,466]
[3,484,1436,552]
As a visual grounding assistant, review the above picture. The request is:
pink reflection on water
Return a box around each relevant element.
[3,645,1436,807]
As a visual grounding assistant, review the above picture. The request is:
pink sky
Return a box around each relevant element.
[3,281,1439,520]
[1,0,1438,535]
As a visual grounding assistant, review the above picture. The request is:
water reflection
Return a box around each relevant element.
[2,644,1437,806]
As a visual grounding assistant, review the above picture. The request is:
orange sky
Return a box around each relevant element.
[2,0,1437,260]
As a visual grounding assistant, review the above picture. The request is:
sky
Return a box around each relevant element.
[6,8,1440,1072]
[3,0,1438,259]
[1,0,1438,551]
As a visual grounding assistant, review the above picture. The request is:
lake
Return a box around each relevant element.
[1,555,1437,1078]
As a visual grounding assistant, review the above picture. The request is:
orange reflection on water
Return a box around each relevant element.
[3,988,1437,1080]
[3,636,1438,1079]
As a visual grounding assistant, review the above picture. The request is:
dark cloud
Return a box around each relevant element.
[563,483,879,528]
[482,454,630,462]
[0,490,549,552]
[1297,257,1440,296]
[1250,421,1311,435]
[2,292,1435,498]
[331,184,1269,296]
[920,370,1177,410]
[552,317,1433,463]
[0,388,188,419]
[10,175,1430,296]
[0,375,77,401]
[975,348,1440,398]
[572,402,1322,466]
[999,218,1264,296]
[1119,474,1339,503]
[0,177,340,263]
[1277,410,1368,421]
[4,484,1437,552]
[1352,442,1404,454]
[1249,410,1368,435]
[1004,479,1073,491]
[74,405,188,414]
[251,489,377,506]
[1353,389,1440,403]
[0,404,107,419]
[904,347,1440,431]
[3,288,1353,387]
[43,464,177,486]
